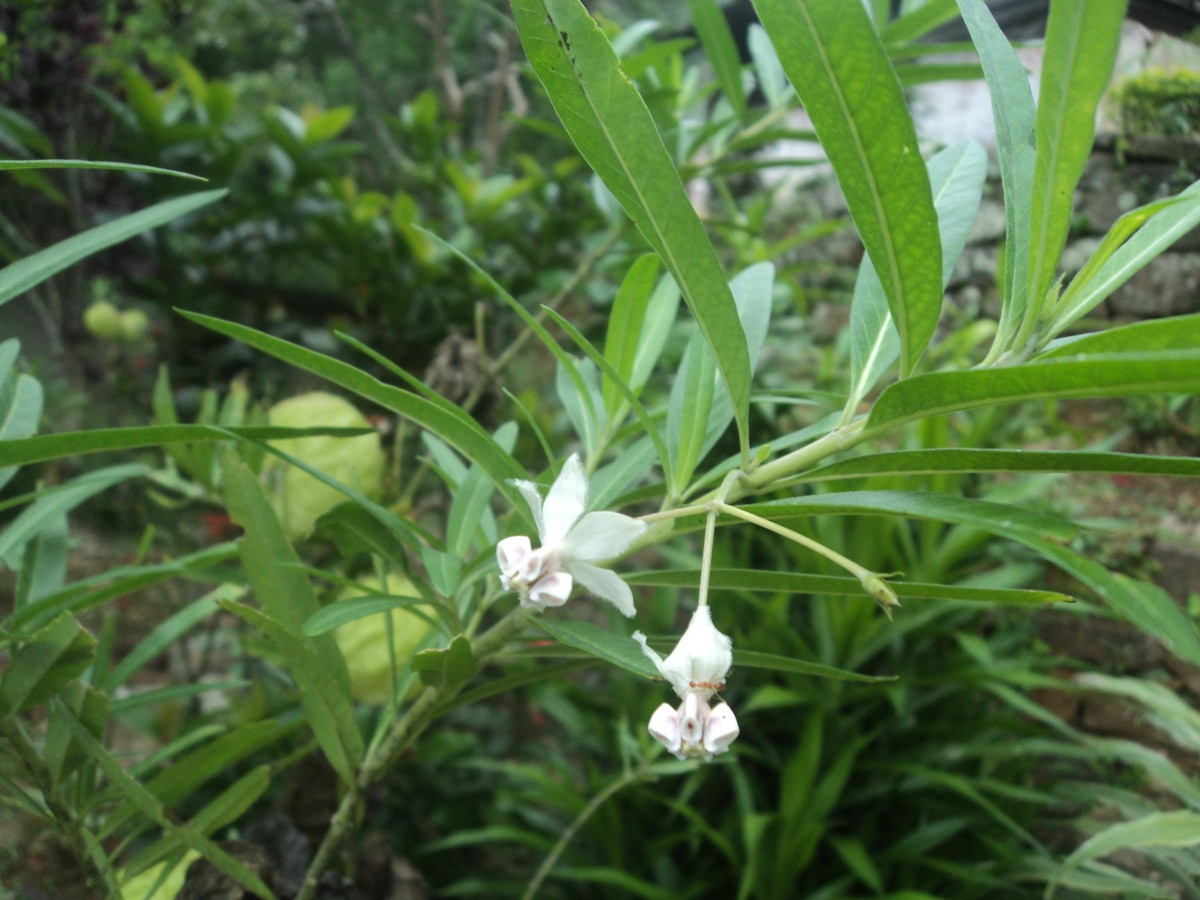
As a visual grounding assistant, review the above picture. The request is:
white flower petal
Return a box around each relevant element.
[703,702,739,756]
[633,630,666,675]
[565,561,636,617]
[527,571,573,609]
[677,692,706,756]
[511,479,546,539]
[560,511,645,562]
[496,535,531,584]
[661,605,732,700]
[541,454,587,544]
[647,703,681,755]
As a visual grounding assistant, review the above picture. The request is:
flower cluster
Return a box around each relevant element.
[496,454,645,616]
[496,454,739,761]
[635,606,739,761]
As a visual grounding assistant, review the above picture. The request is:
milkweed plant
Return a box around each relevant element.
[3,0,1200,896]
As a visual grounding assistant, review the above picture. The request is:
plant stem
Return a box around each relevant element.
[521,761,652,900]
[296,607,530,899]
[733,419,868,498]
[2,719,116,896]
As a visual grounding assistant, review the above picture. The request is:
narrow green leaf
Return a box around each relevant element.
[1040,313,1200,359]
[303,595,428,637]
[531,617,658,679]
[103,586,238,690]
[666,326,716,492]
[177,310,531,528]
[555,354,604,455]
[55,702,277,900]
[746,490,1078,543]
[0,463,146,568]
[754,0,941,374]
[511,0,752,460]
[797,448,1200,483]
[43,680,109,786]
[0,159,204,179]
[1046,179,1200,337]
[16,510,67,607]
[413,634,475,689]
[1020,0,1127,345]
[1067,810,1200,867]
[544,309,672,491]
[688,0,747,121]
[1024,538,1200,668]
[11,543,238,634]
[0,190,226,308]
[866,352,1200,432]
[602,254,660,417]
[218,450,362,782]
[626,568,1071,605]
[881,0,959,45]
[846,141,987,414]
[0,424,369,469]
[747,24,788,108]
[0,614,96,720]
[955,0,1036,353]
[734,650,896,682]
[0,342,43,489]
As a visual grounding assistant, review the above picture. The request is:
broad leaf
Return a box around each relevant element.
[754,0,941,374]
[510,0,752,460]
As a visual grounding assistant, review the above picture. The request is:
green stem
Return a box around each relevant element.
[2,719,116,895]
[297,607,531,899]
[731,419,868,499]
[521,761,652,900]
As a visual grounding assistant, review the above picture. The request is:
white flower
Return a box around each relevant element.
[634,605,740,761]
[496,454,646,616]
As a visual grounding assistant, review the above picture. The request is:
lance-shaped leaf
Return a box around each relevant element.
[1019,0,1127,345]
[510,0,752,461]
[866,352,1200,432]
[753,0,941,375]
[846,141,987,415]
[0,189,226,308]
[1039,313,1200,359]
[219,449,363,783]
[955,0,1036,354]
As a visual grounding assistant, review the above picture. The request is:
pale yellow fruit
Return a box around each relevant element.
[118,851,199,899]
[262,392,386,540]
[119,308,150,342]
[83,300,124,340]
[334,575,432,704]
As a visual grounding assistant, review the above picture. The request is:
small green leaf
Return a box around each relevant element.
[1066,810,1200,868]
[602,254,660,417]
[0,190,226,309]
[413,634,476,689]
[420,546,463,597]
[0,614,96,721]
[531,616,658,679]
